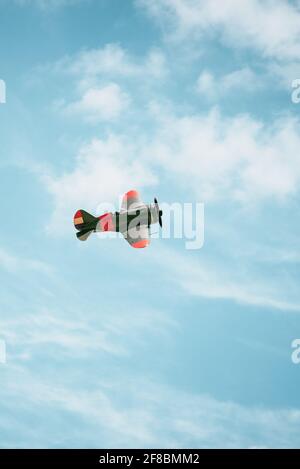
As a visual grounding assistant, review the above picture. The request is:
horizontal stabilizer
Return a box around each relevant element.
[76,227,94,242]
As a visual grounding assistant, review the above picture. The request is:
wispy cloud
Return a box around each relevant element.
[0,247,52,275]
[0,306,176,359]
[56,43,168,82]
[0,312,127,357]
[1,367,300,448]
[196,67,261,99]
[148,246,300,312]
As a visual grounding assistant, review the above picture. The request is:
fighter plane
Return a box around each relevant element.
[73,190,163,249]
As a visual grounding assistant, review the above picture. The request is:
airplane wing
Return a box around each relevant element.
[123,224,150,249]
[120,189,146,212]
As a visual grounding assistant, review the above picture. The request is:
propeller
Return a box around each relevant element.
[154,197,163,228]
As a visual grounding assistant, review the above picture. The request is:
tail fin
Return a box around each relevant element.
[74,209,98,241]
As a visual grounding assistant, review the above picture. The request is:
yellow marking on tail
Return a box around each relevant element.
[74,216,84,225]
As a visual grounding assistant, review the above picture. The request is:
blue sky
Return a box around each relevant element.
[1,0,300,448]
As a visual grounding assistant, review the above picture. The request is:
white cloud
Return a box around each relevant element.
[145,107,300,203]
[222,67,260,91]
[196,70,215,97]
[42,43,167,124]
[196,67,260,98]
[138,0,300,61]
[62,83,129,123]
[54,43,168,82]
[268,61,300,90]
[42,105,300,235]
[42,134,157,232]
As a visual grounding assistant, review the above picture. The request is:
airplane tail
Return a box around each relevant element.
[74,209,98,241]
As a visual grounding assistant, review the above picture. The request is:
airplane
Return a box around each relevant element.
[73,190,163,249]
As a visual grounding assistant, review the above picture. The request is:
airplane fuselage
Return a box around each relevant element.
[96,204,159,234]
